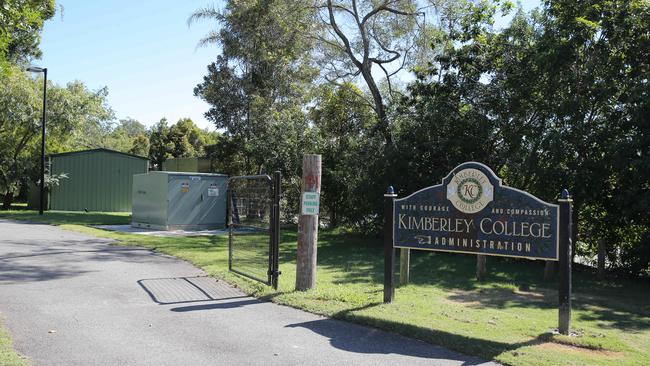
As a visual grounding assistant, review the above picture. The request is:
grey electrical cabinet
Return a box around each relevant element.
[132,171,228,230]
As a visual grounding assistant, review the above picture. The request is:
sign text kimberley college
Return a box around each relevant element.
[397,208,554,254]
[392,162,559,260]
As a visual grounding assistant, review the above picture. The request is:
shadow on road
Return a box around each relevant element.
[285,318,490,364]
[138,276,247,305]
[170,299,260,312]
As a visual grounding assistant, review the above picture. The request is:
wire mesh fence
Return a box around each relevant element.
[228,175,274,284]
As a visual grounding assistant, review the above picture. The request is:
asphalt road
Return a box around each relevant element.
[0,219,496,366]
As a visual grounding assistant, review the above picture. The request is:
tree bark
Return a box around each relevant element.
[2,192,13,210]
[360,67,392,145]
[330,205,338,228]
[597,238,606,279]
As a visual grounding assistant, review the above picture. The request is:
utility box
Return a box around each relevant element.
[132,171,228,230]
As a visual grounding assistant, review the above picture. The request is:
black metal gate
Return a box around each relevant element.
[227,172,280,289]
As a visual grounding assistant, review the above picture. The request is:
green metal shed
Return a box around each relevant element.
[49,148,149,212]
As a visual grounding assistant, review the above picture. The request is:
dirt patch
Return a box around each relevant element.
[536,342,623,358]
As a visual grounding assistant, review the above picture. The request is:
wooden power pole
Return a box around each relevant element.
[296,154,321,291]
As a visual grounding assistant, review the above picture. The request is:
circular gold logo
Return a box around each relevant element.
[446,168,493,213]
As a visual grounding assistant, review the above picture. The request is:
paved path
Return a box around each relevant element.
[0,219,495,366]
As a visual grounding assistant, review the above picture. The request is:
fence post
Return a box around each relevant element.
[558,189,573,335]
[296,154,321,291]
[271,171,281,290]
[227,183,233,272]
[384,186,397,303]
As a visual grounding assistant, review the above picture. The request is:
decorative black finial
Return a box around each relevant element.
[561,189,570,199]
[387,186,394,195]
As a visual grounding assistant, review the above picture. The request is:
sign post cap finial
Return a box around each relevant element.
[561,189,571,199]
[387,186,394,195]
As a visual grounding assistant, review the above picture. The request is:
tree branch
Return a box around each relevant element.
[327,0,362,67]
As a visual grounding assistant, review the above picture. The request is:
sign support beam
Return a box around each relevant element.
[384,186,397,303]
[400,248,410,285]
[558,189,573,335]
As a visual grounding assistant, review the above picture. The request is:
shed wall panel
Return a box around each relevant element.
[50,150,148,212]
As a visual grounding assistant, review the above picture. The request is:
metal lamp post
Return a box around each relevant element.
[26,66,47,215]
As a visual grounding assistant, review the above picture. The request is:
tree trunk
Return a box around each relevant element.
[360,67,392,145]
[544,261,556,281]
[331,206,338,228]
[597,238,606,279]
[2,191,13,210]
[476,255,487,281]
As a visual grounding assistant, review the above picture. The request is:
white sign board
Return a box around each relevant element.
[301,192,320,215]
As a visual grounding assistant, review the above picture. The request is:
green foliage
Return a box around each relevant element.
[99,118,147,153]
[128,134,149,157]
[0,64,40,207]
[0,0,55,65]
[311,83,383,228]
[401,0,650,275]
[147,117,217,170]
[192,0,649,274]
[0,64,114,209]
[191,0,319,217]
[43,172,67,189]
[147,118,173,170]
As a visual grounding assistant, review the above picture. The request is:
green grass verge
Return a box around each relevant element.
[0,209,130,225]
[0,319,29,366]
[1,210,649,366]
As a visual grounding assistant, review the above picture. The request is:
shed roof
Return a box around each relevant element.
[48,148,148,160]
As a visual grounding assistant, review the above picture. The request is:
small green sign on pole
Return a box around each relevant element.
[302,192,320,215]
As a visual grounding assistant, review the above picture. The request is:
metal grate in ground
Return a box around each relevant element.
[138,276,244,305]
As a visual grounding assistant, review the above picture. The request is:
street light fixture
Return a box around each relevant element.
[26,66,47,215]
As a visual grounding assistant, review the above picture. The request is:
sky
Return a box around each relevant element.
[37,1,539,132]
[39,1,224,130]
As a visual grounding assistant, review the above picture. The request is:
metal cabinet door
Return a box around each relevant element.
[167,175,227,227]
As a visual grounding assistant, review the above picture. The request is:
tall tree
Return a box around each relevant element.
[310,83,381,227]
[190,0,317,175]
[129,134,150,157]
[313,0,430,145]
[0,66,114,208]
[167,118,216,158]
[0,0,56,66]
[404,0,650,274]
[148,118,173,170]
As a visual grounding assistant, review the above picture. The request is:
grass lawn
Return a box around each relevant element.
[0,319,29,366]
[1,210,649,366]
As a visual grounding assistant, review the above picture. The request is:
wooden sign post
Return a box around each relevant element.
[558,189,573,334]
[384,186,397,302]
[296,154,321,291]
